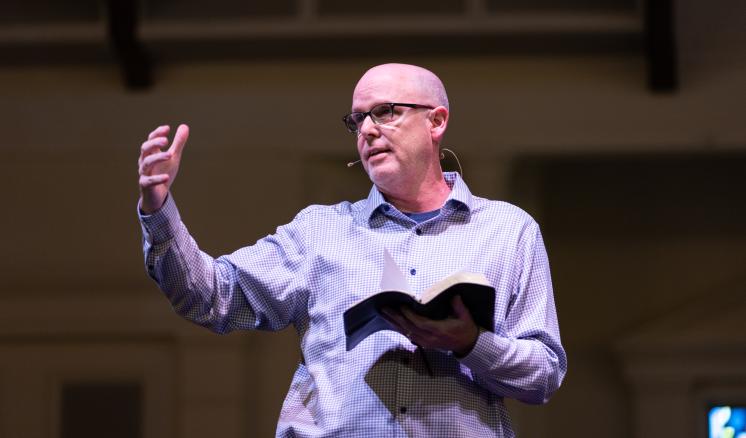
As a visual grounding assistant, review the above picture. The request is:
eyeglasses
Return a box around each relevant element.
[342,103,434,134]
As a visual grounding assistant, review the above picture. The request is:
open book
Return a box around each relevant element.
[343,250,495,351]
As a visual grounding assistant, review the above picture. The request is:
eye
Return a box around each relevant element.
[345,113,364,131]
[370,104,394,122]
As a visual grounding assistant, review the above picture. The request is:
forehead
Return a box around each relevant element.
[351,70,423,111]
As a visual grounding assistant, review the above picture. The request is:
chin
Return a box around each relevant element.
[367,165,399,189]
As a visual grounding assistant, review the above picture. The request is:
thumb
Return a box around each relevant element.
[169,123,190,156]
[452,295,472,321]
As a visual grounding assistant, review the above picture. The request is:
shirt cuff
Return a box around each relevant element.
[138,193,181,244]
[456,329,508,373]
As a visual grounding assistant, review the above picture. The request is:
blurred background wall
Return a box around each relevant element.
[0,0,744,437]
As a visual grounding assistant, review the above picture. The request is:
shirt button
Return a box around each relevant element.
[383,205,390,212]
[399,406,407,414]
[415,228,422,235]
[410,268,416,276]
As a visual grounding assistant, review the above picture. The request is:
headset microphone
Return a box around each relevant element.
[347,160,361,168]
[440,147,463,177]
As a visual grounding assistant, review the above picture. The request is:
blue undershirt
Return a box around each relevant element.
[403,209,441,223]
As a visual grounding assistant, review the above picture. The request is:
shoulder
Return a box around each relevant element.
[470,196,538,228]
[291,199,365,223]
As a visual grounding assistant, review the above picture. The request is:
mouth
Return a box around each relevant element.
[366,147,391,160]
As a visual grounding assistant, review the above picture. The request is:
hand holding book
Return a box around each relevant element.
[343,249,495,352]
[381,294,480,357]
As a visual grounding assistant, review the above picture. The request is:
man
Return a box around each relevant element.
[138,63,566,437]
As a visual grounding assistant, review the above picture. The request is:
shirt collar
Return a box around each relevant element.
[360,172,474,224]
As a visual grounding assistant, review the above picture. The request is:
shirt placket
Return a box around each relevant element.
[393,216,435,428]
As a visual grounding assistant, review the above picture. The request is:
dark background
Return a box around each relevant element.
[0,0,744,436]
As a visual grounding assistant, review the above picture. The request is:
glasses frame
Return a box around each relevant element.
[342,103,435,134]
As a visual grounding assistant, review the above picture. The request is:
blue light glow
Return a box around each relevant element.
[710,406,746,438]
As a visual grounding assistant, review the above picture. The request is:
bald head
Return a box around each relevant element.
[353,63,449,111]
[350,63,451,196]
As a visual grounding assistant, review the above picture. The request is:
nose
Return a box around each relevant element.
[358,114,378,137]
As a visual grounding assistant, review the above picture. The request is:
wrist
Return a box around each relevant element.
[139,193,166,215]
[453,327,480,358]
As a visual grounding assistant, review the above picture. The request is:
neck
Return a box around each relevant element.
[378,169,451,213]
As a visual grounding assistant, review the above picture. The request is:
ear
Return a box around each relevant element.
[429,106,449,143]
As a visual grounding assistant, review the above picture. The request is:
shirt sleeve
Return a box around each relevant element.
[457,222,567,404]
[139,194,309,334]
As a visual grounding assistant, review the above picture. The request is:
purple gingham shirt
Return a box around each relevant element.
[139,172,566,437]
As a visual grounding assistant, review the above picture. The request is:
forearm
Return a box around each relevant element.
[141,195,249,333]
[457,220,567,403]
[140,194,308,333]
[459,330,566,404]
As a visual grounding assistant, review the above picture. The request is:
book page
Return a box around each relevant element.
[380,248,412,294]
[420,271,491,303]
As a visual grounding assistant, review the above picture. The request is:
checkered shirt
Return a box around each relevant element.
[139,172,567,437]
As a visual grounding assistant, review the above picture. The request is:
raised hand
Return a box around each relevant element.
[138,124,190,214]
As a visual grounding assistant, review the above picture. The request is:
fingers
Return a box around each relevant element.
[148,125,170,140]
[139,150,173,176]
[140,125,171,166]
[381,308,416,336]
[138,124,181,212]
[139,173,170,188]
[382,307,434,348]
[138,123,187,176]
[140,137,169,163]
[396,307,439,347]
[141,124,188,159]
[381,308,405,332]
[399,306,432,329]
[168,124,190,156]
[381,299,479,353]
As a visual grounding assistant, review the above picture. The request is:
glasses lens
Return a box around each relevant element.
[344,113,361,132]
[370,104,394,124]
